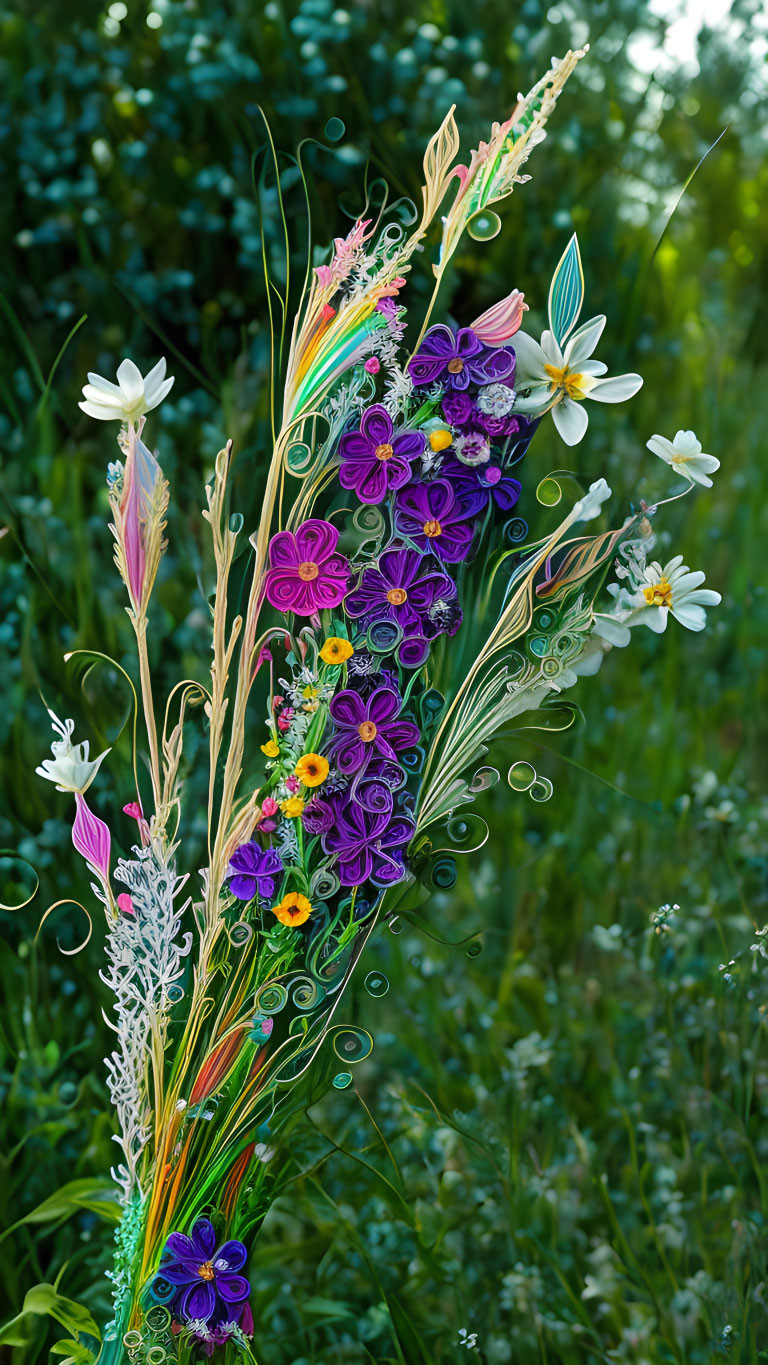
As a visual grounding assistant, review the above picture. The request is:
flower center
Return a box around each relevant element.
[198,1262,215,1281]
[298,560,319,581]
[358,721,378,742]
[422,519,442,538]
[374,442,394,461]
[386,587,408,605]
[543,363,589,401]
[447,357,464,374]
[643,576,673,608]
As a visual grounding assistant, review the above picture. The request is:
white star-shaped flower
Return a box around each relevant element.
[646,430,719,487]
[36,711,110,793]
[511,315,642,446]
[79,356,174,423]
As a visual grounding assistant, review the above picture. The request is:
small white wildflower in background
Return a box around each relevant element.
[79,356,174,423]
[612,554,721,633]
[458,1327,478,1349]
[647,430,720,487]
[36,711,110,793]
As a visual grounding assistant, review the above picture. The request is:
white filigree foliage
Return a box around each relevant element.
[101,843,192,1203]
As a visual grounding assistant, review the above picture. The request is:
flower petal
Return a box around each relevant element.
[564,314,606,366]
[116,358,145,402]
[587,373,643,403]
[551,397,588,446]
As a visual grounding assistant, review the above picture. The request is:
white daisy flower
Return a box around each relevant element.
[511,315,643,446]
[78,356,174,423]
[36,711,110,793]
[646,430,720,487]
[610,554,721,633]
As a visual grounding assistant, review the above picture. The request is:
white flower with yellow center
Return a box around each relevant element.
[79,357,174,423]
[511,315,643,446]
[36,711,111,793]
[611,554,721,634]
[646,430,720,487]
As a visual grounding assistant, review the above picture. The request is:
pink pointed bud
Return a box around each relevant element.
[123,799,151,847]
[261,797,278,817]
[117,892,135,915]
[72,791,111,883]
[123,801,143,820]
[471,289,527,346]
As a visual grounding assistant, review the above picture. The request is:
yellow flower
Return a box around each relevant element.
[261,738,280,758]
[320,637,353,665]
[281,795,305,818]
[272,892,313,927]
[295,753,329,787]
[429,428,453,451]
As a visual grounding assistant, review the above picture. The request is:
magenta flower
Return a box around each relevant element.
[339,405,424,505]
[407,325,515,391]
[394,480,474,562]
[264,519,349,617]
[326,686,420,776]
[72,792,111,883]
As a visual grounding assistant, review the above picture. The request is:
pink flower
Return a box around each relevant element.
[277,715,291,732]
[364,356,380,374]
[261,797,278,817]
[471,289,527,346]
[72,792,111,883]
[285,775,300,794]
[120,425,163,606]
[264,520,349,617]
[271,695,284,711]
[117,892,135,915]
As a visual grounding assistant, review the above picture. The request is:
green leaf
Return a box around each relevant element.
[0,1178,122,1242]
[51,1338,98,1365]
[547,233,584,347]
[21,1284,101,1342]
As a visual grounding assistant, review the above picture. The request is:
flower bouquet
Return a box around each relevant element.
[33,46,720,1365]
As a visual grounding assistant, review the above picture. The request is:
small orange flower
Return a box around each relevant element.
[320,636,353,665]
[261,738,280,757]
[272,892,313,927]
[295,753,329,787]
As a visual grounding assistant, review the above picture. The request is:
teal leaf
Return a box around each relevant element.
[548,233,584,347]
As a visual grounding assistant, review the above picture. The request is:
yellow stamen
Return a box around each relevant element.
[544,362,589,401]
[642,576,673,608]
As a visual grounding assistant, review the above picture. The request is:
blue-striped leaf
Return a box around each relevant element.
[548,233,584,347]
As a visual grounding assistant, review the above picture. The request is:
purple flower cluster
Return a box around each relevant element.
[258,317,534,915]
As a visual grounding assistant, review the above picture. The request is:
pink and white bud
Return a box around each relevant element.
[72,791,111,883]
[471,290,527,346]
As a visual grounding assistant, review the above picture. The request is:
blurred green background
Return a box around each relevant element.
[1,0,767,1361]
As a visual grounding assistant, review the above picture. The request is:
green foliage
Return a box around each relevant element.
[1,0,766,1361]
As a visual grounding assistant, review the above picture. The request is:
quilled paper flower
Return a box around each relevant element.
[264,520,349,617]
[226,843,283,902]
[320,636,354,664]
[338,404,425,505]
[272,892,313,926]
[408,325,515,391]
[154,1219,250,1326]
[394,480,474,562]
[295,754,329,787]
[326,686,420,776]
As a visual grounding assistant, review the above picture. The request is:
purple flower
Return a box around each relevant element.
[438,456,522,517]
[155,1218,250,1326]
[345,544,457,643]
[339,405,425,505]
[394,479,474,563]
[326,686,420,776]
[408,325,515,391]
[264,519,349,617]
[301,795,337,834]
[226,843,283,901]
[441,391,475,427]
[322,798,415,887]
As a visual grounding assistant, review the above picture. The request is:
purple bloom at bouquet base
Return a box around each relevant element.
[322,797,415,887]
[226,843,283,901]
[155,1218,250,1328]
